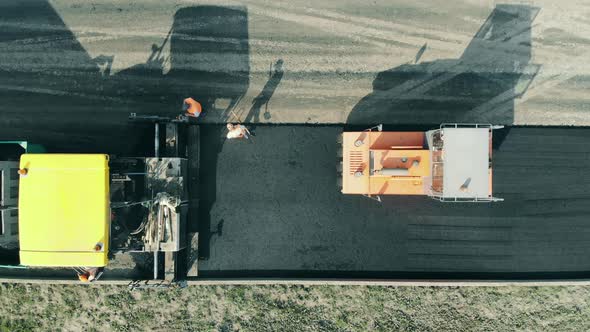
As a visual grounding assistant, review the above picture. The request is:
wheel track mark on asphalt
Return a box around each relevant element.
[249,1,582,60]
[461,20,590,123]
[407,224,513,230]
[465,70,586,123]
[246,0,487,52]
[247,1,590,78]
[533,5,590,43]
[4,3,590,75]
[2,6,588,76]
[283,4,468,49]
[405,218,515,270]
[0,23,169,47]
[246,3,417,52]
[407,238,512,244]
[408,253,511,258]
[313,8,549,120]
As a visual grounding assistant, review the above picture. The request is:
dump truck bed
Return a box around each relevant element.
[18,154,110,267]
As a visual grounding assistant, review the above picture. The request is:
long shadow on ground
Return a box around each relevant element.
[347,4,541,126]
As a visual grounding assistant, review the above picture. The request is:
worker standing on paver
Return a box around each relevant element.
[226,123,251,139]
[182,97,202,118]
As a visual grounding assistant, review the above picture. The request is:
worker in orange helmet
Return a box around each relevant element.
[182,97,202,118]
[78,272,90,282]
[226,123,251,139]
[77,267,103,282]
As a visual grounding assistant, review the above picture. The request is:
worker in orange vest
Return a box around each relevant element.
[182,97,202,118]
[77,267,103,282]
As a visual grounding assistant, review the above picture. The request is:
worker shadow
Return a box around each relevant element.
[347,4,541,126]
[244,59,285,126]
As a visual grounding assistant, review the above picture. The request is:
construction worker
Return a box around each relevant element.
[77,267,103,282]
[182,97,202,118]
[78,272,90,282]
[226,123,251,139]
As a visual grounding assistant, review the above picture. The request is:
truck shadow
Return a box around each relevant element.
[347,4,541,126]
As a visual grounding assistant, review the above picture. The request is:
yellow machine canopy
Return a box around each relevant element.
[18,154,110,267]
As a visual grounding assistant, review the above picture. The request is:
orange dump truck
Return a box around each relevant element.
[340,124,504,202]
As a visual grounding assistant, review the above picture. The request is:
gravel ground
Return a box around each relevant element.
[1,0,590,129]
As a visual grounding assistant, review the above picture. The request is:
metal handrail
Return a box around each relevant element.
[428,124,505,202]
[440,123,504,130]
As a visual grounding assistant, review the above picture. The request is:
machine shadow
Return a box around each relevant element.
[0,0,153,155]
[166,6,250,262]
[347,4,540,126]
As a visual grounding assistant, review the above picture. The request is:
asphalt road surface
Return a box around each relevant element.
[1,1,590,279]
[195,126,590,277]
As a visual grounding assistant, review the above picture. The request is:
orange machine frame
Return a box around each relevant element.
[341,131,430,196]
